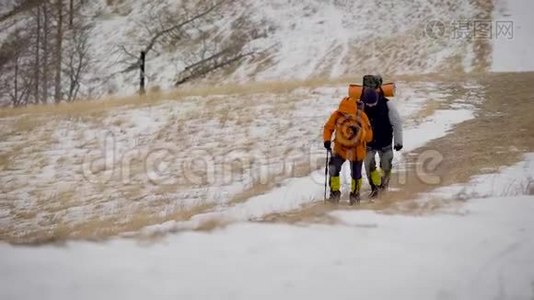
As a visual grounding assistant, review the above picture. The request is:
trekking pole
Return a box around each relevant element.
[324,149,331,202]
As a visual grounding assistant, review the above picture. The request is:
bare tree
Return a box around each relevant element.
[41,1,50,104]
[33,4,40,103]
[64,23,91,102]
[119,0,230,73]
[69,0,73,27]
[118,0,260,88]
[54,0,63,103]
[174,45,255,86]
[0,0,41,23]
[173,5,264,86]
[0,0,90,106]
[0,29,33,106]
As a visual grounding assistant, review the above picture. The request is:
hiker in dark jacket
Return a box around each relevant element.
[361,75,403,198]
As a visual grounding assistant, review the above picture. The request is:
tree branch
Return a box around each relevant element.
[0,0,41,23]
[175,49,254,86]
[119,0,228,74]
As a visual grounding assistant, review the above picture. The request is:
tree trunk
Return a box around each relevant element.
[34,5,41,104]
[42,2,49,104]
[69,0,73,28]
[54,0,63,104]
[14,57,19,105]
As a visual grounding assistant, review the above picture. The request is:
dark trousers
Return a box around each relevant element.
[329,155,363,180]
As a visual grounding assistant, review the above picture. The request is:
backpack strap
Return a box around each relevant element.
[354,89,365,161]
[378,86,385,97]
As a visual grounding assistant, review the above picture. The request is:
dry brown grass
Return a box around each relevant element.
[6,201,216,245]
[112,117,126,127]
[193,218,231,232]
[0,71,475,124]
[229,178,276,205]
[12,115,41,132]
[413,99,442,121]
[0,227,7,238]
[4,70,532,242]
[261,202,339,225]
[0,75,414,120]
[0,92,162,119]
[54,190,77,212]
[0,135,52,191]
[13,210,38,220]
[229,158,315,206]
[527,178,534,196]
[18,188,76,217]
[0,153,9,170]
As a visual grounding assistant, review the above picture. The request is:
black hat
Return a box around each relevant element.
[362,75,381,89]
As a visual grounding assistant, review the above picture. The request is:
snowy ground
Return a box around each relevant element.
[4,77,522,300]
[492,0,534,72]
[1,154,533,300]
[0,80,479,243]
[139,90,479,235]
[2,0,534,298]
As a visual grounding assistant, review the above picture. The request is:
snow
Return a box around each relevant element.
[491,0,534,72]
[3,1,534,298]
[1,79,486,240]
[161,87,478,230]
[72,0,483,96]
[423,153,534,202]
[0,0,486,99]
[236,0,479,81]
[165,105,475,231]
[0,0,518,98]
[403,108,474,150]
[1,154,534,300]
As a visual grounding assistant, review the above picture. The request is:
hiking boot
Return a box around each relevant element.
[368,186,379,199]
[379,176,390,191]
[328,191,341,203]
[349,192,360,206]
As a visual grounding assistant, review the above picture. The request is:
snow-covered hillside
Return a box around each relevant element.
[0,0,496,98]
[1,79,478,243]
[1,0,534,299]
[86,0,488,96]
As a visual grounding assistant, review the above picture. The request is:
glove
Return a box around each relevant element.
[324,141,331,150]
[394,144,403,151]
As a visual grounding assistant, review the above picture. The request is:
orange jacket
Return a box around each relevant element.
[323,97,373,161]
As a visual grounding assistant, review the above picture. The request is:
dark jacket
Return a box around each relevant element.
[364,95,403,149]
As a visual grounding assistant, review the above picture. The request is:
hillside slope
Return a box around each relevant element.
[1,0,534,299]
[84,0,489,95]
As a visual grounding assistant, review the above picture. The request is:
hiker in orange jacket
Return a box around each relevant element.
[323,89,374,204]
